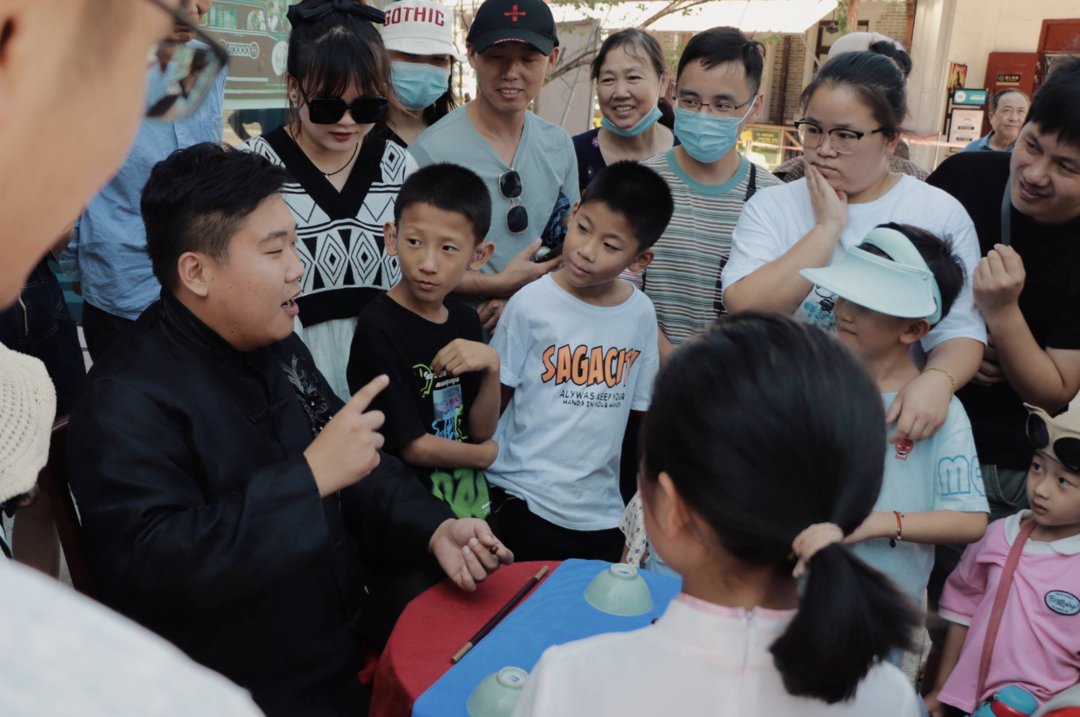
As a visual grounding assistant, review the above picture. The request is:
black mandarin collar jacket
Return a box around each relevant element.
[68,292,453,716]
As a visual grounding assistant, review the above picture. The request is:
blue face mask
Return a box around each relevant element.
[673,100,754,164]
[601,105,663,138]
[391,61,451,111]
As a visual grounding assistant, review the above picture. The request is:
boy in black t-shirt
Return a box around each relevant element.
[347,164,497,518]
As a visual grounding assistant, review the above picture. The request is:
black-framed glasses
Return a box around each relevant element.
[298,88,389,125]
[499,170,528,235]
[144,0,229,121]
[794,120,885,154]
[1026,404,1080,473]
[675,94,755,116]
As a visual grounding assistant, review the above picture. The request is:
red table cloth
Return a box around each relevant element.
[369,560,558,717]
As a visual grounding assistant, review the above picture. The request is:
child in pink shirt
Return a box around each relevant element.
[926,404,1080,716]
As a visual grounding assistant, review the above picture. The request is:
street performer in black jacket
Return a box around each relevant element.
[66,143,513,716]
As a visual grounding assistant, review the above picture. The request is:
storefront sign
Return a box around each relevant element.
[952,88,988,106]
[947,108,985,145]
[996,73,1022,86]
[206,1,296,110]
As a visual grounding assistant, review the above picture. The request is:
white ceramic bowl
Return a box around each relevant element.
[466,666,529,717]
[584,563,654,616]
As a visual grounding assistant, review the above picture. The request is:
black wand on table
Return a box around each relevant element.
[450,565,551,664]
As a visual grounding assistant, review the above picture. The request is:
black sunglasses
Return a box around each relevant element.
[143,0,229,121]
[499,170,528,234]
[299,88,389,125]
[1026,406,1080,473]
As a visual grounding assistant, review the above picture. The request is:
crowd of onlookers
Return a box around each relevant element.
[2,0,1080,715]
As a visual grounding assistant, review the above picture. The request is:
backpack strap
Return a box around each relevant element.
[744,162,758,202]
[977,517,1037,700]
[1000,178,1013,247]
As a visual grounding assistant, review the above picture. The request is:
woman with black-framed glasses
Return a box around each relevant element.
[240,0,417,401]
[724,50,987,450]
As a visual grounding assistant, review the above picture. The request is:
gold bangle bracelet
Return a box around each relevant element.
[924,366,957,393]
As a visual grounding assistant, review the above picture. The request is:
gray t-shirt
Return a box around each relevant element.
[0,558,263,716]
[410,106,579,276]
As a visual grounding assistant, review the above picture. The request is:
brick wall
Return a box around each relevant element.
[869,0,910,44]
[768,35,808,123]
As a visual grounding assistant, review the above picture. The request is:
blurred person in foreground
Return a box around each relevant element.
[0,1,264,714]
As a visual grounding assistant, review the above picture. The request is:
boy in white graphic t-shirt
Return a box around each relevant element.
[486,162,673,561]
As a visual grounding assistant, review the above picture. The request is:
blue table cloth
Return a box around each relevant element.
[412,559,681,716]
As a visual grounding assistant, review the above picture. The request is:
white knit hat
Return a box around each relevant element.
[0,344,56,504]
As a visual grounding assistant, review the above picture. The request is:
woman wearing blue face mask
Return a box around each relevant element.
[572,29,676,193]
[374,0,459,147]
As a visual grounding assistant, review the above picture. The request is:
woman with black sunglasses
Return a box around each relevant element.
[241,0,416,401]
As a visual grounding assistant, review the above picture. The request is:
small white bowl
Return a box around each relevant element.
[584,564,654,616]
[466,666,529,717]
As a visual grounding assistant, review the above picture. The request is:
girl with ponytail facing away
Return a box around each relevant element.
[512,314,922,716]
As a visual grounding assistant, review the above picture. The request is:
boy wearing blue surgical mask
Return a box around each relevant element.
[634,26,781,361]
[374,0,460,147]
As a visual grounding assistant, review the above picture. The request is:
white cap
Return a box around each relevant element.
[0,344,56,504]
[381,0,462,61]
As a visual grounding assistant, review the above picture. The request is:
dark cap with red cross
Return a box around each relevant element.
[466,0,558,55]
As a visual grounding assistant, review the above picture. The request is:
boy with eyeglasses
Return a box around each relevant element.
[926,402,1080,716]
[633,27,781,361]
[408,0,579,331]
[59,0,227,362]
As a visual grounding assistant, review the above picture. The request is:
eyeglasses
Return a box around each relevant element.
[675,94,755,117]
[144,0,229,121]
[1026,404,1080,473]
[298,88,389,125]
[794,120,885,154]
[499,170,528,235]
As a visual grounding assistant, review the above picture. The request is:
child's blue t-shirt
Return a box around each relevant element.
[851,393,989,604]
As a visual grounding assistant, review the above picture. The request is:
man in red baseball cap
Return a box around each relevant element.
[410,0,579,332]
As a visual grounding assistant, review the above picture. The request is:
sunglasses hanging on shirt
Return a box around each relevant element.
[499,170,528,234]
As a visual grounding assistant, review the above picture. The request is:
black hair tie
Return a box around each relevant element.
[287,0,386,26]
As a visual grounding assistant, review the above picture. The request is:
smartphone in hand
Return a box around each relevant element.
[532,192,571,263]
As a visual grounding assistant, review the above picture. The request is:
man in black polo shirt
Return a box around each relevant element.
[927,58,1080,526]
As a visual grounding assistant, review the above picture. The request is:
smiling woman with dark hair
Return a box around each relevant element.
[571,29,676,193]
